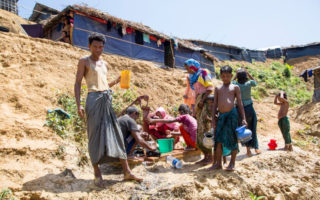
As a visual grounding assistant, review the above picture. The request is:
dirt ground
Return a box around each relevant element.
[1,23,320,199]
[0,9,33,34]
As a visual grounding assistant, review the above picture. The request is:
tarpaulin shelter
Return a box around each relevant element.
[189,40,267,63]
[29,3,60,24]
[43,5,214,71]
[283,42,320,61]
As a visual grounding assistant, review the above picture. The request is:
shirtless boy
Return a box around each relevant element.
[210,65,247,171]
[274,91,292,151]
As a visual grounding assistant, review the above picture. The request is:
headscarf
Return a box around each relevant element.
[155,107,179,130]
[184,59,213,90]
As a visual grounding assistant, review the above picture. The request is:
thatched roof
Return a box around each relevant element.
[188,39,244,50]
[29,3,60,22]
[43,5,203,51]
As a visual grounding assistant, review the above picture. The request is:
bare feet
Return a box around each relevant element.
[288,144,293,151]
[255,149,261,154]
[246,148,252,157]
[208,163,222,170]
[226,162,235,171]
[124,173,143,183]
[184,146,196,151]
[94,176,104,188]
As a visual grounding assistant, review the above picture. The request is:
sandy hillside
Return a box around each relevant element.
[0,9,33,34]
[0,30,320,200]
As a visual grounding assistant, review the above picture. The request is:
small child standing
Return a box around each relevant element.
[210,65,247,171]
[274,91,293,151]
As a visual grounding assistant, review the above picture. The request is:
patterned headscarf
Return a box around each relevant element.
[184,59,213,90]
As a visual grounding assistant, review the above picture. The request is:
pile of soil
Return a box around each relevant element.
[0,9,33,34]
[293,102,320,136]
[287,55,320,74]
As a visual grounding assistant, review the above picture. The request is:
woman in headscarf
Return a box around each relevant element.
[184,59,214,165]
[148,107,180,144]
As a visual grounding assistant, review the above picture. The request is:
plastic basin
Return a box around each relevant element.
[157,138,174,153]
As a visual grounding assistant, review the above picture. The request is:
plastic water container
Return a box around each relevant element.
[120,70,131,89]
[236,125,252,143]
[166,155,182,169]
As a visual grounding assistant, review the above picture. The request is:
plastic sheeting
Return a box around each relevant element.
[266,48,283,59]
[284,44,320,60]
[71,13,214,73]
[73,13,164,64]
[21,24,43,38]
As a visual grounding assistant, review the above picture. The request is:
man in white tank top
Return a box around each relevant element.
[74,33,142,187]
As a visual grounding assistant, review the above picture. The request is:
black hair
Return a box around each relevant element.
[237,69,248,84]
[220,65,233,74]
[126,106,140,115]
[278,91,287,100]
[88,32,106,45]
[178,104,191,115]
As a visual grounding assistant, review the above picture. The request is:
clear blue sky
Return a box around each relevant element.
[18,0,320,49]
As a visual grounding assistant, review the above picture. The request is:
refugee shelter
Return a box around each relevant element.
[283,42,320,61]
[29,3,60,24]
[0,0,18,14]
[189,40,267,63]
[43,5,214,71]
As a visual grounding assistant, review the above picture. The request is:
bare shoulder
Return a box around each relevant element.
[79,56,89,65]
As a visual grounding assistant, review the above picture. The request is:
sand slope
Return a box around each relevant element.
[0,32,320,200]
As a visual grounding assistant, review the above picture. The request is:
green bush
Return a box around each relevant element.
[223,61,312,106]
[0,188,17,200]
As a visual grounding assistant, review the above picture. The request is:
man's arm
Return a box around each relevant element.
[211,87,218,130]
[235,86,247,126]
[74,59,86,118]
[198,89,211,109]
[108,75,121,88]
[131,130,157,151]
[149,118,177,124]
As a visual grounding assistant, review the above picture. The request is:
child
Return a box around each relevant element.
[149,104,197,150]
[210,65,247,171]
[183,76,196,115]
[233,68,261,157]
[274,91,293,151]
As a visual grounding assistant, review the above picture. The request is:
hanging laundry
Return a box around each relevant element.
[308,69,313,77]
[157,39,162,47]
[107,21,112,31]
[117,25,123,37]
[135,30,144,45]
[172,38,179,49]
[126,27,132,34]
[143,33,150,43]
[300,70,308,82]
[122,26,127,36]
[149,35,157,41]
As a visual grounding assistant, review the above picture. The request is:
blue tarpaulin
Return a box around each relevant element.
[73,13,164,64]
[284,44,320,60]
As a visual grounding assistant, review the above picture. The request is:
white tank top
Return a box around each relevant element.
[84,56,109,92]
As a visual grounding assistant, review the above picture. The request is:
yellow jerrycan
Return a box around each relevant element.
[120,70,131,89]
